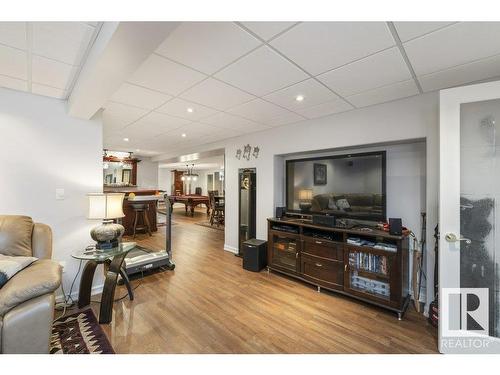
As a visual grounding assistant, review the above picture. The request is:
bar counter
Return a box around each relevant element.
[104,187,163,236]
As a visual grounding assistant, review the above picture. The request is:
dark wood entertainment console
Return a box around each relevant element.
[267,217,410,319]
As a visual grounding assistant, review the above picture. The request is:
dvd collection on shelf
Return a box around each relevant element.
[350,272,390,297]
[348,251,388,275]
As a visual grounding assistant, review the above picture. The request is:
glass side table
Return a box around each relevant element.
[72,242,136,324]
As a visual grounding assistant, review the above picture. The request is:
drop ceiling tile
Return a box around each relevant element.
[177,122,220,136]
[263,78,339,110]
[239,22,297,41]
[102,102,149,131]
[129,54,207,95]
[156,22,261,75]
[0,45,27,80]
[110,83,172,110]
[201,112,269,132]
[156,98,218,121]
[32,22,94,65]
[124,112,190,137]
[206,127,244,139]
[227,98,291,123]
[0,22,27,50]
[404,22,500,76]
[295,98,354,119]
[346,79,419,108]
[180,78,255,110]
[261,111,305,127]
[31,83,67,99]
[270,22,395,75]
[215,46,308,96]
[32,55,77,89]
[0,74,27,91]
[393,22,455,42]
[418,54,500,92]
[317,47,411,97]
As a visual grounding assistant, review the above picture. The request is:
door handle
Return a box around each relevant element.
[445,232,472,244]
[315,263,323,267]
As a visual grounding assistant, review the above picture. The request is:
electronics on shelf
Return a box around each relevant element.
[270,224,299,234]
[312,214,336,228]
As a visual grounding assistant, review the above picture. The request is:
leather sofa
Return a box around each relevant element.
[310,193,383,219]
[0,215,62,354]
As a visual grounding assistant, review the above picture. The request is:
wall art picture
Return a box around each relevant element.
[314,163,327,185]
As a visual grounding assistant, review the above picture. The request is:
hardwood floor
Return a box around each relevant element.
[91,207,438,353]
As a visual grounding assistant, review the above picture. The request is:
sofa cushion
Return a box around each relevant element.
[0,216,33,257]
[0,259,61,317]
[0,254,38,289]
[345,194,374,207]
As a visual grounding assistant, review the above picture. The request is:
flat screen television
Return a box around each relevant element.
[286,151,386,222]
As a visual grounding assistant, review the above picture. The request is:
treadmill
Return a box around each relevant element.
[123,195,175,276]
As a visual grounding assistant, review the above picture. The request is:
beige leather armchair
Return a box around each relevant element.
[0,215,62,354]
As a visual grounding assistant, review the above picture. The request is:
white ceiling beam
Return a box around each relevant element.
[67,21,180,119]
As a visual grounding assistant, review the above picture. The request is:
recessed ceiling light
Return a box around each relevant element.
[123,138,129,142]
[295,95,305,102]
[187,108,194,113]
[181,133,187,138]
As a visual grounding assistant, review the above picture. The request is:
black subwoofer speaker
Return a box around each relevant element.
[242,239,267,272]
[389,218,403,235]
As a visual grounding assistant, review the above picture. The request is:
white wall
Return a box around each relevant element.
[158,167,171,193]
[154,91,439,310]
[0,88,103,298]
[136,157,159,188]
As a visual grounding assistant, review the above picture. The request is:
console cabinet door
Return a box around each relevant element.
[344,246,398,307]
[268,231,300,273]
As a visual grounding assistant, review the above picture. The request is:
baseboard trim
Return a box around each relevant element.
[56,283,103,304]
[224,244,238,254]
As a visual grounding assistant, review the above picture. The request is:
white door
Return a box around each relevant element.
[440,80,500,353]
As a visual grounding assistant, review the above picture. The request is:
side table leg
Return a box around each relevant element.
[119,265,134,301]
[78,260,98,309]
[99,253,127,324]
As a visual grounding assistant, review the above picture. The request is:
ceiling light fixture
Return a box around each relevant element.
[123,138,129,142]
[295,95,305,102]
[187,108,194,113]
[182,133,187,138]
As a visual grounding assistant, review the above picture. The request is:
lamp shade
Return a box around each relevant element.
[299,189,313,200]
[87,193,125,220]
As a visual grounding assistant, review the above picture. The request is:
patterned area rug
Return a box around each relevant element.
[195,221,224,231]
[50,309,115,354]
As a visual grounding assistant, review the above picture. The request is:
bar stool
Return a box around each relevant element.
[131,203,152,238]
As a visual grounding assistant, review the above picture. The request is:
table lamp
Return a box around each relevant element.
[298,189,313,212]
[87,193,125,250]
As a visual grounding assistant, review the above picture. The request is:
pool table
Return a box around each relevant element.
[168,194,210,216]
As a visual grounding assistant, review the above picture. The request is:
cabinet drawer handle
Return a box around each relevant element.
[315,262,323,267]
[345,264,348,271]
[315,240,323,245]
[296,252,299,259]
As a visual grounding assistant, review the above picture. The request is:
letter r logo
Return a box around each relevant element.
[442,288,489,337]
